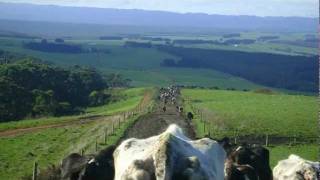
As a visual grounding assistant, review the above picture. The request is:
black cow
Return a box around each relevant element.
[225,160,258,180]
[162,106,166,112]
[225,144,272,180]
[187,112,194,121]
[61,145,115,180]
[61,153,92,180]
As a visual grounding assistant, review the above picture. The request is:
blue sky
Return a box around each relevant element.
[0,0,318,17]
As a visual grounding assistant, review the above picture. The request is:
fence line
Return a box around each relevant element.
[186,100,317,146]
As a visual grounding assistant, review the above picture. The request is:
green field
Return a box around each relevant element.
[182,89,317,138]
[182,88,318,165]
[0,88,150,180]
[268,145,319,167]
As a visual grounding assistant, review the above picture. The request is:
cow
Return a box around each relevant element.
[61,153,92,180]
[225,144,272,180]
[273,154,320,180]
[162,106,166,113]
[113,124,226,180]
[177,106,183,113]
[187,112,194,121]
[61,145,116,180]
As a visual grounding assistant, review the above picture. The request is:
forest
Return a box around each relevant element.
[0,59,130,122]
[158,45,318,92]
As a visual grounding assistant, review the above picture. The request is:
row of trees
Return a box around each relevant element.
[23,39,83,53]
[0,59,130,122]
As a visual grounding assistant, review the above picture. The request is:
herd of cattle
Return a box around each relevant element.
[59,86,319,180]
[60,125,319,180]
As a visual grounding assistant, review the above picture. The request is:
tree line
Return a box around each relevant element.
[0,59,130,122]
[23,39,83,53]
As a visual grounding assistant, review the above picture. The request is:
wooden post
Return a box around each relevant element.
[95,140,98,152]
[32,161,38,180]
[118,118,121,129]
[112,123,114,135]
[81,149,84,156]
[203,121,206,133]
[123,113,126,121]
[294,135,297,144]
[104,129,108,144]
[234,137,237,144]
[265,134,269,147]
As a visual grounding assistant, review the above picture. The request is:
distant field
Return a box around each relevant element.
[0,35,317,92]
[0,88,148,180]
[182,89,318,138]
[0,37,266,91]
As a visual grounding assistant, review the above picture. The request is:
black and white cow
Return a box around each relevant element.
[113,124,226,180]
[273,154,320,180]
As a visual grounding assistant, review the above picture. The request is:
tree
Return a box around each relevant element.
[89,90,111,106]
[0,77,32,121]
[32,89,58,116]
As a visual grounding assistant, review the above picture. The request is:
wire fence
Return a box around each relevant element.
[185,98,318,147]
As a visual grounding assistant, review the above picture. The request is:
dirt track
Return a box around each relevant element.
[0,115,119,137]
[119,103,196,142]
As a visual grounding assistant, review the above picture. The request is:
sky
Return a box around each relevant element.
[0,0,318,17]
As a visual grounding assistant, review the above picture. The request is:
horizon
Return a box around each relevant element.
[0,0,317,18]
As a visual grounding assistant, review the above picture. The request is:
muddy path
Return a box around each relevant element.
[118,102,196,143]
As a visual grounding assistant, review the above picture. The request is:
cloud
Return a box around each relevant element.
[0,0,317,17]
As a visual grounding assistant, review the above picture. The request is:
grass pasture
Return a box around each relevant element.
[182,89,317,138]
[0,88,151,180]
[182,88,318,164]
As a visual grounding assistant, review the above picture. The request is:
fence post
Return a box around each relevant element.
[95,140,98,152]
[265,134,269,147]
[118,118,121,129]
[293,135,297,144]
[104,129,108,144]
[32,161,38,180]
[81,149,84,156]
[203,120,206,134]
[234,137,237,144]
[112,123,114,135]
